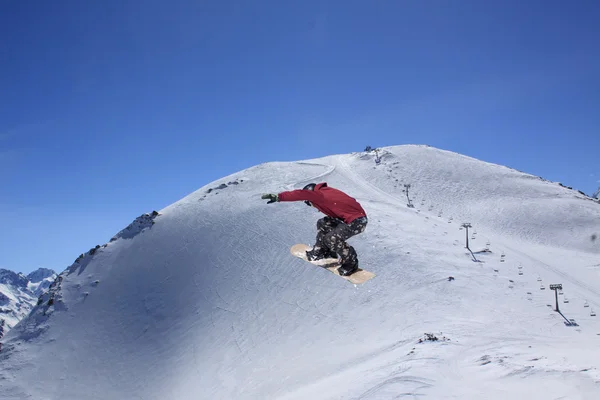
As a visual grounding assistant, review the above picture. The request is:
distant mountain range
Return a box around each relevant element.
[0,268,57,339]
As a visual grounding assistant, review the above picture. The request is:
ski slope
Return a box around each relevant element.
[1,145,599,400]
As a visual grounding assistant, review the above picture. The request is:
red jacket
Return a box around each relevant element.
[278,183,367,224]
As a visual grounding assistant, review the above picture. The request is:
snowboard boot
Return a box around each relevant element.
[337,261,358,276]
[306,247,338,261]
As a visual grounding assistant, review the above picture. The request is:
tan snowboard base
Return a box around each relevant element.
[290,244,375,285]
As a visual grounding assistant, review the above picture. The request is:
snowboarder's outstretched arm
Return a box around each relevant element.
[278,189,323,203]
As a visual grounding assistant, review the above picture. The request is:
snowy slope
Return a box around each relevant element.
[1,145,600,400]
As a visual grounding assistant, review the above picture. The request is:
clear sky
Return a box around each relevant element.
[2,1,599,274]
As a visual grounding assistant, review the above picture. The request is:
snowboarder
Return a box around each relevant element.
[261,183,368,276]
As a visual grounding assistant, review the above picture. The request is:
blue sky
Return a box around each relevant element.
[2,1,599,274]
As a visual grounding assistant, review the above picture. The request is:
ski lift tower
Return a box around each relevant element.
[550,284,562,312]
[461,223,472,249]
[404,184,414,208]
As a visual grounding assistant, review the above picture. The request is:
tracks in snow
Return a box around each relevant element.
[337,156,407,208]
[338,154,600,313]
[285,162,336,191]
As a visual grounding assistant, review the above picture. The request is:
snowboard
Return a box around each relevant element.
[290,244,375,285]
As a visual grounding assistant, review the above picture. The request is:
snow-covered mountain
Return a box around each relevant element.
[1,145,600,400]
[593,186,600,199]
[26,267,57,296]
[0,267,57,340]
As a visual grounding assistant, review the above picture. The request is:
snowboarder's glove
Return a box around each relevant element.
[261,193,279,204]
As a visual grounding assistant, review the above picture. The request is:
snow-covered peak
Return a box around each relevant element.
[593,186,600,199]
[1,145,599,399]
[0,269,28,290]
[26,268,57,297]
[26,268,56,284]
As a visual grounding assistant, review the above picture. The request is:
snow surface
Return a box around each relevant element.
[1,145,600,400]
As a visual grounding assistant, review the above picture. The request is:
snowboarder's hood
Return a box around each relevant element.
[315,182,328,190]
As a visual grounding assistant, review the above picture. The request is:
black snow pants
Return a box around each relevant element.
[314,216,368,267]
